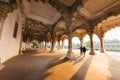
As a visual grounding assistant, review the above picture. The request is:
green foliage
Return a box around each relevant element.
[86,41,90,47]
[31,40,39,46]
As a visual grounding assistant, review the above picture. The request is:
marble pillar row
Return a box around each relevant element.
[65,22,75,59]
[100,37,105,53]
[25,38,31,51]
[19,30,23,55]
[89,33,95,55]
[0,17,4,39]
[50,29,55,52]
[58,35,61,50]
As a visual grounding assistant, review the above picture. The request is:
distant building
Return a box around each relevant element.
[94,42,120,50]
[104,44,120,50]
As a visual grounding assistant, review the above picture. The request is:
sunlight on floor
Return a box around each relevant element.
[0,49,120,80]
[0,64,5,71]
[44,50,119,80]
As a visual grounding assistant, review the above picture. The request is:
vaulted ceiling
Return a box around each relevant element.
[23,0,120,23]
[0,0,120,42]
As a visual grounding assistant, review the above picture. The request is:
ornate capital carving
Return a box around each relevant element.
[0,1,17,20]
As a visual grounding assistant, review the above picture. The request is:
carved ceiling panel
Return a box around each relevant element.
[30,1,61,23]
[60,34,68,41]
[59,0,76,7]
[56,21,66,29]
[25,18,49,40]
[94,14,120,38]
[83,0,117,15]
[0,0,15,4]
[78,0,120,21]
[23,0,61,25]
[0,1,17,20]
[72,29,87,40]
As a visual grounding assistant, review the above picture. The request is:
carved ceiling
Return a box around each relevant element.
[94,14,120,38]
[0,0,17,20]
[0,0,16,4]
[23,0,61,25]
[1,0,120,42]
[24,18,49,41]
[59,0,76,7]
[72,29,87,40]
[78,0,120,21]
[60,34,68,41]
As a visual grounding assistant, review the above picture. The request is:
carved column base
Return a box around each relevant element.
[89,51,95,55]
[65,51,75,60]
[49,50,54,53]
[100,50,105,53]
[19,51,23,55]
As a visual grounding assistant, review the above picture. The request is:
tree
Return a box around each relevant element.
[31,40,39,47]
[86,41,90,47]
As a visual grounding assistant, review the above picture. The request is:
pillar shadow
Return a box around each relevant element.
[0,52,65,80]
[105,54,120,80]
[48,58,69,68]
[73,56,85,65]
[43,57,70,79]
[70,56,93,80]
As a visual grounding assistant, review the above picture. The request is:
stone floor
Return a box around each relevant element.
[0,49,120,80]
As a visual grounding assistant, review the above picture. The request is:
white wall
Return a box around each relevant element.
[0,9,22,63]
[21,42,26,51]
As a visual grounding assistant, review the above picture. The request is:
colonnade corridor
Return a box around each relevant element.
[0,49,120,80]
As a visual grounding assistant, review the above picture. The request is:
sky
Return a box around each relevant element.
[82,27,120,42]
[104,27,120,40]
[64,27,120,45]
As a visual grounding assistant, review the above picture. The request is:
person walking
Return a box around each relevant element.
[82,46,87,56]
[79,46,83,55]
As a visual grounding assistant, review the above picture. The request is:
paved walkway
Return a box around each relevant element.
[0,49,120,80]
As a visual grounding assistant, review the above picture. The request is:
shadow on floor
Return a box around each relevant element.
[48,58,69,68]
[70,56,93,80]
[0,51,65,80]
[73,55,85,65]
[105,54,120,80]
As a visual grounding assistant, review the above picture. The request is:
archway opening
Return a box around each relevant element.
[104,27,120,52]
[83,35,90,49]
[31,39,39,48]
[72,37,80,49]
[83,34,100,50]
[93,34,100,51]
[64,39,68,49]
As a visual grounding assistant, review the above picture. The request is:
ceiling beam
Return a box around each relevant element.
[29,27,47,32]
[0,0,16,4]
[70,0,83,13]
[91,5,120,27]
[29,29,46,34]
[48,0,69,17]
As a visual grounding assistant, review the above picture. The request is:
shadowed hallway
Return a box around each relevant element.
[0,50,65,80]
[1,0,120,80]
[0,49,120,80]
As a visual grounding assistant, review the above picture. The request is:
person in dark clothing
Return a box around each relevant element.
[82,46,87,56]
[79,46,83,55]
